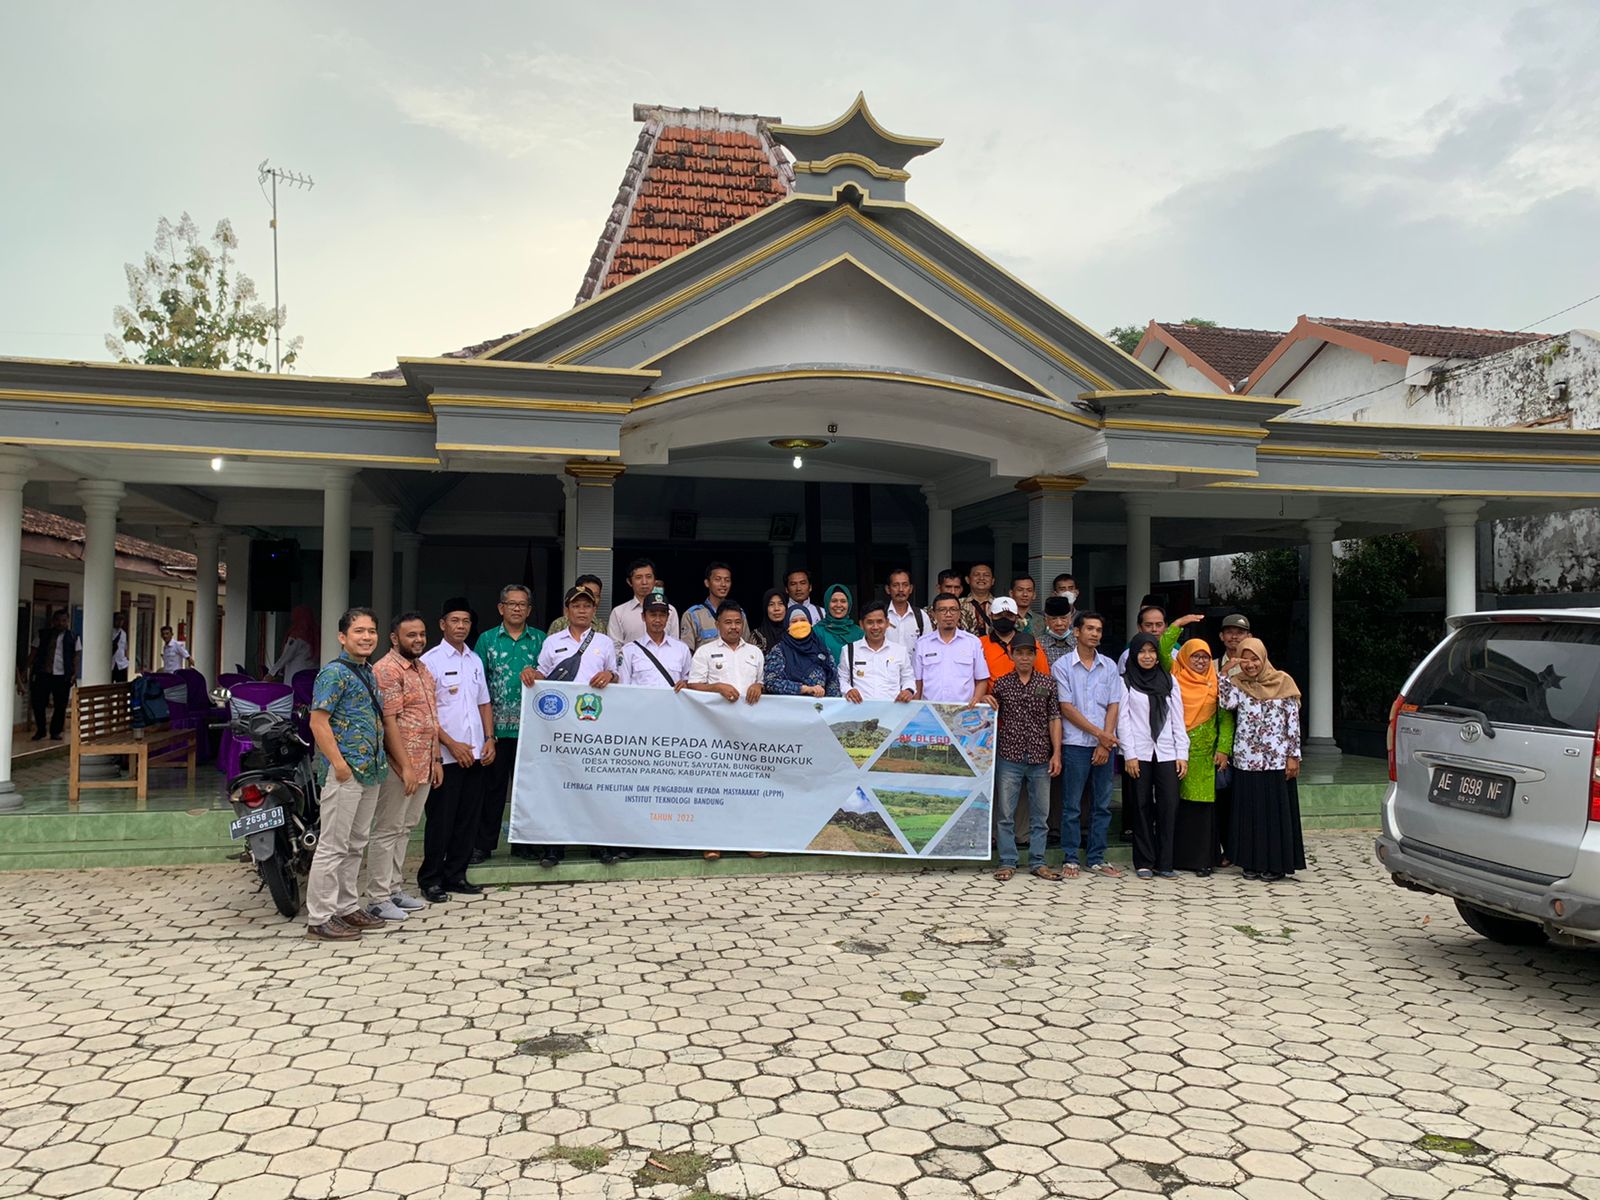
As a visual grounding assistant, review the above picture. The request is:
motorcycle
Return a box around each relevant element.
[216,690,320,918]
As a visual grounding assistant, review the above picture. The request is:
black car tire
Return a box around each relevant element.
[1455,900,1548,946]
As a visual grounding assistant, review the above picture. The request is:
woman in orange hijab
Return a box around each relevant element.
[1169,633,1234,876]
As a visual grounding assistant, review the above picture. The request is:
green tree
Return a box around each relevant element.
[1106,325,1145,354]
[1219,548,1299,612]
[1334,534,1433,720]
[106,213,301,371]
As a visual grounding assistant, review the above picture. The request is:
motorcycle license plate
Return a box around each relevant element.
[230,807,287,839]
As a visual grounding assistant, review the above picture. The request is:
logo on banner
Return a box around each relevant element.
[535,691,568,721]
[575,692,603,721]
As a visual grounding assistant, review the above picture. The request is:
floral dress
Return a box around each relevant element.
[1217,677,1302,770]
[762,648,841,697]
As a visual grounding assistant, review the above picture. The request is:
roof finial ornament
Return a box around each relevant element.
[770,94,941,203]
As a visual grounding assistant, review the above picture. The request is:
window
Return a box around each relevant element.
[1409,622,1600,732]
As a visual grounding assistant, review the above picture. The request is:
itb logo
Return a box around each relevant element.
[535,691,568,721]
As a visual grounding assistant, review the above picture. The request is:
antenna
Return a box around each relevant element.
[256,159,314,372]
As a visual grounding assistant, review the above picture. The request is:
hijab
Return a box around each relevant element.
[756,588,789,651]
[1173,633,1219,731]
[778,603,837,685]
[1227,636,1302,702]
[1123,631,1173,741]
[816,584,863,657]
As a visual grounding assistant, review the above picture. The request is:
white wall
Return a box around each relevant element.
[1272,344,1409,417]
[1145,351,1227,394]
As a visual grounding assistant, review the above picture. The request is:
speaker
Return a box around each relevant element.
[248,539,300,612]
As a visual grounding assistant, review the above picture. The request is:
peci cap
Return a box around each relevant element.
[440,596,473,619]
[1220,613,1252,631]
[990,596,1020,617]
[1043,595,1072,617]
[643,587,670,611]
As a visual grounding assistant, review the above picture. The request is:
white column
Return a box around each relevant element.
[320,472,354,661]
[1124,495,1153,638]
[221,532,251,676]
[398,532,421,612]
[923,486,952,601]
[1440,498,1485,621]
[1305,518,1339,751]
[560,476,579,588]
[0,449,34,809]
[189,524,221,682]
[78,480,125,686]
[1022,477,1078,592]
[370,505,396,629]
[567,462,622,620]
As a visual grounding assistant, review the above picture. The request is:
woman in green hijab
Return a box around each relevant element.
[816,583,864,659]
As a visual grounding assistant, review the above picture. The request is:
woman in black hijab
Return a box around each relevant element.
[753,588,789,653]
[762,604,840,697]
[1116,632,1190,878]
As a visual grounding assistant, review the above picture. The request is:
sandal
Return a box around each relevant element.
[993,867,1016,882]
[1030,865,1063,881]
[1059,863,1080,879]
[1136,868,1154,880]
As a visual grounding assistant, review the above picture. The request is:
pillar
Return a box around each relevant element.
[1124,495,1153,638]
[370,505,396,630]
[1440,498,1484,621]
[320,472,353,661]
[0,449,34,809]
[222,532,250,676]
[1305,518,1339,752]
[992,524,1023,584]
[923,486,952,601]
[79,480,125,686]
[566,461,623,621]
[189,524,221,682]
[1020,476,1081,594]
[398,531,421,612]
[559,476,579,588]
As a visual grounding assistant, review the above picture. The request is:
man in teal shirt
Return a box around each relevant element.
[472,584,545,862]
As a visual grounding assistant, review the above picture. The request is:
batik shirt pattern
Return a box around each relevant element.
[311,653,388,785]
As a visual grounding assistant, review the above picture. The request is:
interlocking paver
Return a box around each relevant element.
[1,833,1598,1198]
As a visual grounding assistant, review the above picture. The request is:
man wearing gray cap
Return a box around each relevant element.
[1218,613,1251,672]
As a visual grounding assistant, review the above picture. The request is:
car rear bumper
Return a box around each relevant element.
[1375,833,1600,942]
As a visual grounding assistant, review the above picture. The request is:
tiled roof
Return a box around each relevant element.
[576,105,793,303]
[22,508,223,578]
[1311,318,1544,360]
[1154,322,1285,388]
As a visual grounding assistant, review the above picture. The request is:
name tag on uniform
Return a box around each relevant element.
[855,667,867,678]
[923,650,939,661]
[445,669,459,694]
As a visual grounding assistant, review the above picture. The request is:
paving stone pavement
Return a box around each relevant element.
[1,831,1597,1200]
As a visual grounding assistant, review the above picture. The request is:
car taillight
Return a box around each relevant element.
[238,783,265,808]
[1590,714,1600,823]
[1386,694,1406,783]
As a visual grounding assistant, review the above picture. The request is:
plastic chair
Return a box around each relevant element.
[218,682,294,779]
[177,668,226,761]
[218,672,254,691]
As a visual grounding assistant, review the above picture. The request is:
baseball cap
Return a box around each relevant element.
[563,586,598,607]
[1220,613,1251,631]
[643,587,670,611]
[990,597,1020,617]
[1009,631,1038,652]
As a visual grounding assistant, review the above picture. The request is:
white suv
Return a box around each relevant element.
[1375,609,1600,947]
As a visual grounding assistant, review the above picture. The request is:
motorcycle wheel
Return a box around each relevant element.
[260,841,302,919]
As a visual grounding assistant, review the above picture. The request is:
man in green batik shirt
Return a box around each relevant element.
[472,584,546,863]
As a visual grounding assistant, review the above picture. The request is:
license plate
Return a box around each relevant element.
[1428,767,1514,818]
[230,807,287,839]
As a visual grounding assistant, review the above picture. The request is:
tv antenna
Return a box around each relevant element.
[257,160,314,372]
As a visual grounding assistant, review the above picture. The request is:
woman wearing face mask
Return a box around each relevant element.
[816,584,863,660]
[753,589,789,653]
[1169,633,1234,876]
[1218,637,1304,882]
[1118,632,1189,879]
[762,604,841,698]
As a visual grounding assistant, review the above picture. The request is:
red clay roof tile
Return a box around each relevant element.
[1310,317,1543,360]
[1153,322,1286,389]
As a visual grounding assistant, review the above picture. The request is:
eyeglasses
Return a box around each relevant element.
[502,601,531,610]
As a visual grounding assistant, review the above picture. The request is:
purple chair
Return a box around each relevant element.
[218,682,294,780]
[176,668,226,761]
[218,672,254,691]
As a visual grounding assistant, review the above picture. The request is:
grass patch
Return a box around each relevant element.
[538,1144,611,1171]
[1232,924,1264,940]
[1414,1134,1491,1157]
[900,990,926,1003]
[683,1192,730,1200]
[634,1151,711,1188]
[1281,926,1296,938]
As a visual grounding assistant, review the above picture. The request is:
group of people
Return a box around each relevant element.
[297,558,1307,941]
[25,611,190,741]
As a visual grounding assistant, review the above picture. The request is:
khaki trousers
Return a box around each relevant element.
[307,774,381,925]
[365,770,431,905]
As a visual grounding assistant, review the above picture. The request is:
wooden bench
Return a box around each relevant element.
[68,684,197,802]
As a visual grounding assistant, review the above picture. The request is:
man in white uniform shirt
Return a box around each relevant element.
[618,589,691,688]
[686,603,764,705]
[159,626,190,672]
[111,612,130,682]
[841,601,916,703]
[417,597,495,904]
[609,558,680,654]
[882,568,928,654]
[784,569,822,624]
[915,594,991,705]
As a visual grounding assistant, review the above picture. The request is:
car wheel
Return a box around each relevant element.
[1454,900,1548,946]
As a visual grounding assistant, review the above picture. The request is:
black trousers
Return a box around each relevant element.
[1129,759,1181,873]
[419,761,486,889]
[31,675,71,738]
[112,667,128,683]
[476,737,518,854]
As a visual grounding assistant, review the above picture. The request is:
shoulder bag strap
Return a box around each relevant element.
[334,659,383,719]
[635,642,679,687]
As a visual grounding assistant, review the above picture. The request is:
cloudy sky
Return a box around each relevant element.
[4,1,1598,377]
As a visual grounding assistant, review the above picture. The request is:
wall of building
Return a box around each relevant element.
[1271,344,1409,416]
[19,556,210,674]
[1142,351,1226,395]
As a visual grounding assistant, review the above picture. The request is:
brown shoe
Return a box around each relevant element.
[337,908,386,930]
[703,850,721,861]
[306,920,359,941]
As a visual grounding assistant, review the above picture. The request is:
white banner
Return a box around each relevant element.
[508,682,995,859]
